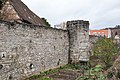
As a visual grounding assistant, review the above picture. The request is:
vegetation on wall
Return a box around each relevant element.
[41,18,51,27]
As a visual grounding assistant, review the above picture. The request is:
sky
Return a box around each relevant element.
[21,0,120,29]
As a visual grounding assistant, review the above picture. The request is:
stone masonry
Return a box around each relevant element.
[0,20,89,80]
[67,20,89,63]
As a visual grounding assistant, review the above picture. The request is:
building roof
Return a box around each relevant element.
[4,0,46,26]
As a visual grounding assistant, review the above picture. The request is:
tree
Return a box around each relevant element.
[92,38,118,68]
[115,25,120,28]
[41,18,51,27]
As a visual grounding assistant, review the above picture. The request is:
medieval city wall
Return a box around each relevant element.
[0,20,89,80]
[0,20,69,80]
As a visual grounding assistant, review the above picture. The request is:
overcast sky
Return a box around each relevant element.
[21,0,120,29]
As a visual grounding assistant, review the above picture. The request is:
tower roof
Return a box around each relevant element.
[2,0,47,26]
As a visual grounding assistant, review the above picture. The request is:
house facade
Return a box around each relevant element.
[89,29,111,38]
[89,27,120,45]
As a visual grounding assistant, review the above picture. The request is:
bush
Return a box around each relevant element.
[92,38,118,69]
[78,64,106,80]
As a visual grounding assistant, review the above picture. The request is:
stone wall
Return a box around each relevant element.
[111,28,120,38]
[67,20,89,63]
[0,21,69,80]
[0,20,89,80]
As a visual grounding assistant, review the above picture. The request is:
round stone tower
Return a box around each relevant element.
[67,20,89,63]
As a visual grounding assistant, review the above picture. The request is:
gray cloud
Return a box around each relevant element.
[21,0,120,29]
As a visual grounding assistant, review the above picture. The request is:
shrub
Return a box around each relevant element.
[92,38,118,69]
[78,65,106,80]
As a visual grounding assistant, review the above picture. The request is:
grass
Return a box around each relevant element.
[39,77,53,80]
[26,65,65,80]
[25,63,84,80]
